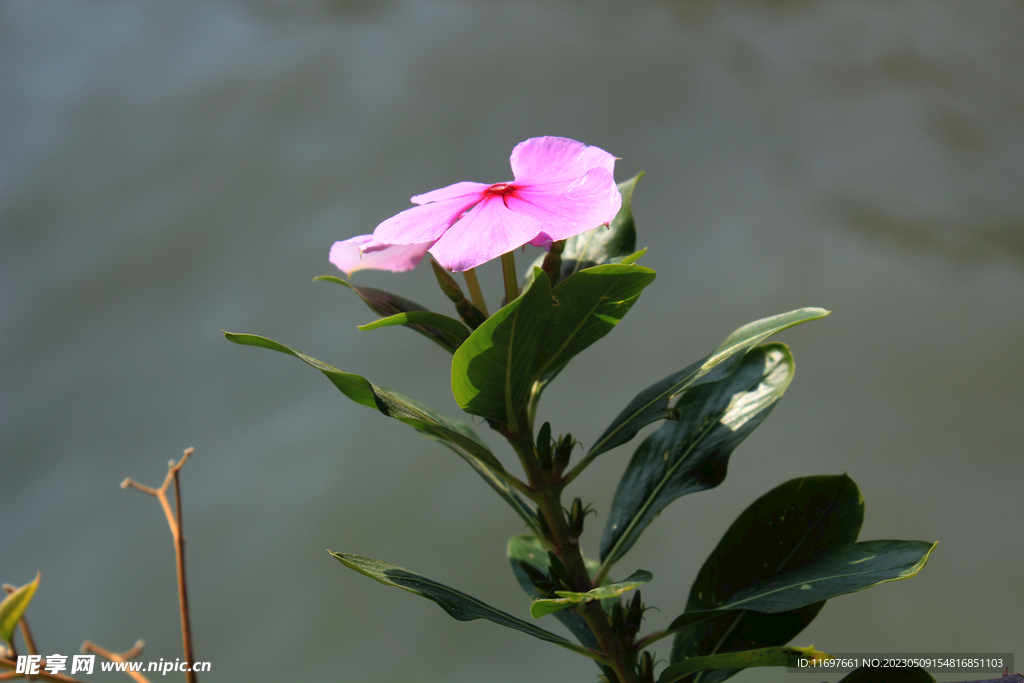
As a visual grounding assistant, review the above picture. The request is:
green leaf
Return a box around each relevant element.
[535,263,657,383]
[0,572,39,646]
[838,667,935,683]
[658,646,833,683]
[708,539,936,613]
[669,475,865,683]
[224,332,541,532]
[667,540,936,634]
[588,307,830,461]
[508,533,599,648]
[531,570,652,618]
[315,275,463,354]
[330,552,596,659]
[451,269,553,425]
[358,311,470,350]
[559,173,644,279]
[600,344,795,569]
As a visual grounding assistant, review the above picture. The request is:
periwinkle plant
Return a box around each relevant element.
[227,137,935,683]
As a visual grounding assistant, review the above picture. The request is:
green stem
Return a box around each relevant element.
[560,449,597,488]
[463,268,488,317]
[500,251,519,305]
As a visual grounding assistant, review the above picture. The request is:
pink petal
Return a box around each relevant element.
[329,235,431,276]
[504,167,622,242]
[429,196,545,272]
[509,136,618,185]
[411,181,490,205]
[372,194,482,245]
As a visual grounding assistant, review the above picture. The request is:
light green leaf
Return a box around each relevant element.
[0,573,39,646]
[535,263,656,383]
[508,533,599,648]
[657,646,833,683]
[600,344,795,570]
[451,269,552,426]
[531,570,652,618]
[331,552,597,660]
[588,308,830,461]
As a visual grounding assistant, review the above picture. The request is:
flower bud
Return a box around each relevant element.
[638,651,654,683]
[540,239,565,286]
[568,497,585,537]
[610,601,625,637]
[625,590,644,638]
[553,432,576,468]
[430,259,486,329]
[536,422,553,471]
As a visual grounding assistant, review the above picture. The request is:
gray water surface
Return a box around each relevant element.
[2,2,1022,682]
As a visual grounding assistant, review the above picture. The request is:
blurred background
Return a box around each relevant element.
[2,1,1022,682]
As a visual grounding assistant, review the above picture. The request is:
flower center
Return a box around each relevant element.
[484,182,515,198]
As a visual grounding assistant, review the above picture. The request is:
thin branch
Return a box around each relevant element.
[122,447,197,683]
[80,641,149,683]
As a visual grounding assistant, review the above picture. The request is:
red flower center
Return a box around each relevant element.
[484,183,516,198]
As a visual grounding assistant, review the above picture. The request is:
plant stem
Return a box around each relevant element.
[122,448,197,683]
[462,268,488,317]
[171,464,196,683]
[500,251,519,305]
[509,432,639,683]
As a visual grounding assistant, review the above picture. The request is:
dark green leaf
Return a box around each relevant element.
[709,539,936,613]
[0,573,39,646]
[224,332,541,532]
[315,275,462,353]
[451,269,553,425]
[838,667,934,683]
[508,533,598,648]
[331,552,593,657]
[657,646,833,683]
[600,344,795,568]
[532,570,653,618]
[668,475,865,683]
[535,263,657,383]
[667,540,936,634]
[358,311,470,350]
[588,308,830,460]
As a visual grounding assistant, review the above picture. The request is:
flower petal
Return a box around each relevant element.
[373,194,482,245]
[510,136,617,185]
[429,197,545,272]
[330,235,431,276]
[411,181,490,205]
[504,167,622,242]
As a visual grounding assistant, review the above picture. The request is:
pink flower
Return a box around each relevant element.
[329,234,432,276]
[371,136,622,272]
